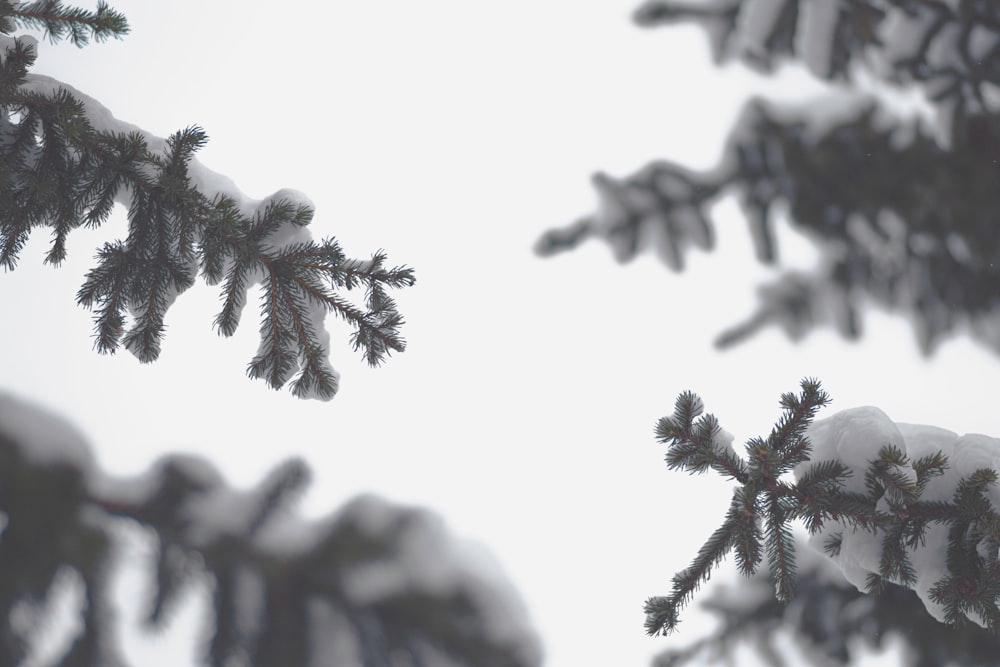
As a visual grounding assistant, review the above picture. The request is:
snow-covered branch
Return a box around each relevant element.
[647,378,1000,638]
[1,26,414,400]
[0,391,543,667]
[539,0,1000,358]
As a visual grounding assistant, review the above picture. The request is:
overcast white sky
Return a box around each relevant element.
[4,1,1000,665]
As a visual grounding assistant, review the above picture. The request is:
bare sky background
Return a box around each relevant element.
[4,2,1000,665]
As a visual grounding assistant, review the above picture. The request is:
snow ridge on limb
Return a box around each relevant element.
[0,7,414,400]
[646,378,1000,638]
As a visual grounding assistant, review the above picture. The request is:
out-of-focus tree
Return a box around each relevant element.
[0,391,542,667]
[538,0,1000,357]
[535,4,1000,662]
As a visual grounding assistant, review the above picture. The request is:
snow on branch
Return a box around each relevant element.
[0,13,414,400]
[539,90,1000,357]
[539,1,1000,358]
[0,391,543,667]
[646,378,1000,638]
[633,0,1000,125]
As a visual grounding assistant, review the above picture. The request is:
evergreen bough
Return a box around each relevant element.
[0,392,541,667]
[537,0,1000,356]
[526,1,1000,658]
[646,379,1000,639]
[0,2,414,400]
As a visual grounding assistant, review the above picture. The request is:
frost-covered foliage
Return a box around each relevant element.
[537,0,1000,357]
[646,379,1000,640]
[0,391,543,667]
[0,3,414,400]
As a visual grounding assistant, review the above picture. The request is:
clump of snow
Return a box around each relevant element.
[798,407,904,494]
[981,83,1000,115]
[255,188,315,249]
[968,25,999,62]
[711,425,738,460]
[14,567,86,667]
[252,512,324,559]
[705,569,775,614]
[796,406,1000,627]
[257,494,544,664]
[332,495,544,666]
[925,24,963,92]
[0,391,94,472]
[736,0,789,61]
[873,8,935,76]
[0,33,37,62]
[796,0,839,79]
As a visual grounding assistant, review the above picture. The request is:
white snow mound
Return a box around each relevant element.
[796,406,1000,627]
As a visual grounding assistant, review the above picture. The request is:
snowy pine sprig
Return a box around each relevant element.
[645,379,1000,637]
[644,378,834,635]
[0,7,414,399]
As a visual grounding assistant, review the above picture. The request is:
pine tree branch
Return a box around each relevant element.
[6,0,129,46]
[647,378,1000,637]
[1,34,415,398]
[0,397,543,666]
[764,491,797,601]
[656,395,749,483]
[644,495,741,635]
[539,2,1000,358]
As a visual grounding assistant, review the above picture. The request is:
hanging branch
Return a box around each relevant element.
[0,4,414,400]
